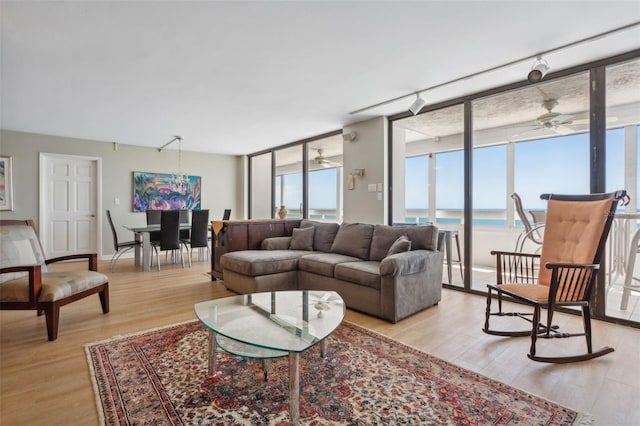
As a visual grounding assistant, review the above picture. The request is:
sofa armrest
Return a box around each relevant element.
[380,249,444,322]
[261,237,292,250]
[380,250,439,277]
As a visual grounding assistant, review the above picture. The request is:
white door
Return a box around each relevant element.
[39,153,102,258]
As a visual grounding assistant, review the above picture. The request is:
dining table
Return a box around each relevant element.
[124,223,193,271]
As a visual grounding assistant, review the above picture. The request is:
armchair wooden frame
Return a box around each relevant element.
[0,219,109,341]
[483,191,627,363]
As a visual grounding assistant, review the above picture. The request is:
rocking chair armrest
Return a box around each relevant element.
[490,250,541,259]
[543,262,600,271]
[46,253,99,271]
[491,250,541,285]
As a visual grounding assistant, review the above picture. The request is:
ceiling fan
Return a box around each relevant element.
[312,149,338,167]
[508,98,576,140]
[532,98,575,135]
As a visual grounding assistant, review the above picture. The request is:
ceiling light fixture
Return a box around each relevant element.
[528,56,549,83]
[409,93,426,115]
[348,21,640,116]
[158,136,190,193]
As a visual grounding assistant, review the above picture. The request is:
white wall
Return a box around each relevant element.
[342,117,387,224]
[0,130,244,257]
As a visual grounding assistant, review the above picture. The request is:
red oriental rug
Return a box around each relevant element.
[86,321,591,425]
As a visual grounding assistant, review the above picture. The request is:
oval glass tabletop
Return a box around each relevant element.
[195,290,345,354]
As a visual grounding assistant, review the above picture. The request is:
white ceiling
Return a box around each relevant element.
[1,1,639,156]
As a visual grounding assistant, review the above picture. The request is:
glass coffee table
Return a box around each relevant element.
[194,290,345,425]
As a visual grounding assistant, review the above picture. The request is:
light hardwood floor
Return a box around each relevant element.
[1,258,639,425]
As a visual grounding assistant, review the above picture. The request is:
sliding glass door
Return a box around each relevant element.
[391,104,465,287]
[470,72,590,291]
[604,58,640,322]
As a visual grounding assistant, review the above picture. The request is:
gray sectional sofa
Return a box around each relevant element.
[220,220,444,323]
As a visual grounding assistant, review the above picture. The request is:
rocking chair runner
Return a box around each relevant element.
[483,191,627,363]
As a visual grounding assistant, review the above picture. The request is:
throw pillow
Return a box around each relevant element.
[387,235,412,257]
[289,227,315,251]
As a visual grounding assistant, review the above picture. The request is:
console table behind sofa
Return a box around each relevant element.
[211,219,302,280]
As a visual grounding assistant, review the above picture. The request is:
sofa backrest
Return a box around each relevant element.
[297,220,439,261]
[330,222,374,260]
[300,220,340,252]
[369,224,439,261]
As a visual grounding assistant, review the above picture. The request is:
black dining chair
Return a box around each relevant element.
[106,210,141,272]
[151,210,187,271]
[179,209,190,242]
[187,209,210,262]
[146,209,162,243]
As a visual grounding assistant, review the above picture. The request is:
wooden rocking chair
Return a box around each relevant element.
[483,191,627,363]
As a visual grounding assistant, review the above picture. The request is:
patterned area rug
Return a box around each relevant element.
[86,321,591,425]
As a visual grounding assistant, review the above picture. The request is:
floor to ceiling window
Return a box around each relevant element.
[307,135,343,221]
[249,131,343,222]
[604,58,640,322]
[470,72,590,291]
[388,51,640,327]
[249,152,272,219]
[274,145,303,218]
[391,104,465,287]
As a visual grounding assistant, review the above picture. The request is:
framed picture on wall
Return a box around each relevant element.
[0,156,14,211]
[132,171,201,212]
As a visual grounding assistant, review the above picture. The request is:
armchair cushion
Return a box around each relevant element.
[38,271,109,302]
[0,224,48,284]
[0,270,109,303]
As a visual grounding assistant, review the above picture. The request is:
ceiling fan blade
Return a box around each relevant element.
[510,126,543,140]
[553,125,574,135]
[552,114,573,125]
[565,116,618,125]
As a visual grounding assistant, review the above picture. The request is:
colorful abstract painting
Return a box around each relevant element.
[133,172,201,212]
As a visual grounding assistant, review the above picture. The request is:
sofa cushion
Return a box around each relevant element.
[289,227,315,251]
[334,261,381,290]
[300,220,340,252]
[330,223,374,260]
[298,252,362,278]
[261,237,292,250]
[221,250,306,276]
[369,225,412,261]
[387,235,412,256]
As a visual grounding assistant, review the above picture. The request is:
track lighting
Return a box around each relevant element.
[342,131,357,142]
[408,93,426,115]
[528,56,549,83]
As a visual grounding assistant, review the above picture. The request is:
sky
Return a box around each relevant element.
[405,128,635,211]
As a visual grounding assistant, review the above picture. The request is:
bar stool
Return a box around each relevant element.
[620,228,640,310]
[439,229,463,284]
